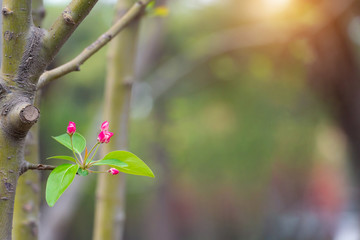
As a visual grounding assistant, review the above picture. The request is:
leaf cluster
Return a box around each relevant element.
[46,132,154,207]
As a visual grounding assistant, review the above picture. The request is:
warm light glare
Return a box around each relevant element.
[262,0,292,14]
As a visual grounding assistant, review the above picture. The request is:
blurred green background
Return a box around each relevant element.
[38,0,360,239]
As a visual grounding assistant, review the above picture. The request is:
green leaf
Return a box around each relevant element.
[77,168,89,176]
[103,151,155,178]
[146,0,155,12]
[52,133,86,154]
[47,155,77,163]
[92,159,128,169]
[46,164,79,207]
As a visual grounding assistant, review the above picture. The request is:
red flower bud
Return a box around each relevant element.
[100,121,109,131]
[97,130,114,143]
[108,168,119,175]
[67,121,76,136]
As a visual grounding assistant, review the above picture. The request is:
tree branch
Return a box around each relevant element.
[32,0,45,27]
[2,102,40,138]
[19,163,56,176]
[27,164,56,171]
[42,0,99,62]
[37,0,151,89]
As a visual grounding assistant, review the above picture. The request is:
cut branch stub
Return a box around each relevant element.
[5,103,40,137]
[2,7,13,16]
[19,105,40,124]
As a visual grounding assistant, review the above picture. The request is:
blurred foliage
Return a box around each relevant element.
[38,0,344,239]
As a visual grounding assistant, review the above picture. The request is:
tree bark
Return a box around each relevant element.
[0,1,39,238]
[12,1,45,238]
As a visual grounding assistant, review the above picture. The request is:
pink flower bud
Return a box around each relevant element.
[101,121,109,131]
[104,132,113,143]
[67,121,76,136]
[108,168,119,175]
[97,130,114,143]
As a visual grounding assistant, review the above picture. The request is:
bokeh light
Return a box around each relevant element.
[262,0,292,14]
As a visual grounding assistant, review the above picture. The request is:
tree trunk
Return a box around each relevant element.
[12,1,45,239]
[93,1,140,239]
[0,1,40,238]
[307,4,360,208]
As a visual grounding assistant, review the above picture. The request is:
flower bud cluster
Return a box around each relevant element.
[97,121,114,143]
[66,120,117,175]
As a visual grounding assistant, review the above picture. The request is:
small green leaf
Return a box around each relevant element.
[47,155,77,163]
[92,159,128,169]
[46,164,79,207]
[52,133,86,154]
[146,0,155,12]
[103,151,155,178]
[77,168,89,176]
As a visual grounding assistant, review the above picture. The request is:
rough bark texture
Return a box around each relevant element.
[12,1,45,238]
[12,124,40,239]
[93,1,140,239]
[0,1,40,238]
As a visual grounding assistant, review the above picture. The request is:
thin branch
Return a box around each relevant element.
[42,0,99,62]
[19,163,56,176]
[27,163,56,171]
[37,0,151,89]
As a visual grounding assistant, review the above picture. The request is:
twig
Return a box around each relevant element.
[19,162,56,176]
[37,0,150,89]
[27,163,56,171]
[42,0,99,62]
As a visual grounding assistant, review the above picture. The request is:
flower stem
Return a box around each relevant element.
[78,153,85,168]
[88,169,108,174]
[87,142,100,160]
[70,135,81,165]
[88,144,100,164]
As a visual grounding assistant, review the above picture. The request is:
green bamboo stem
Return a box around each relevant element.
[93,0,141,239]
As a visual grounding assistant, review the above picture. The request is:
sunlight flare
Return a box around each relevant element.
[262,0,292,14]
